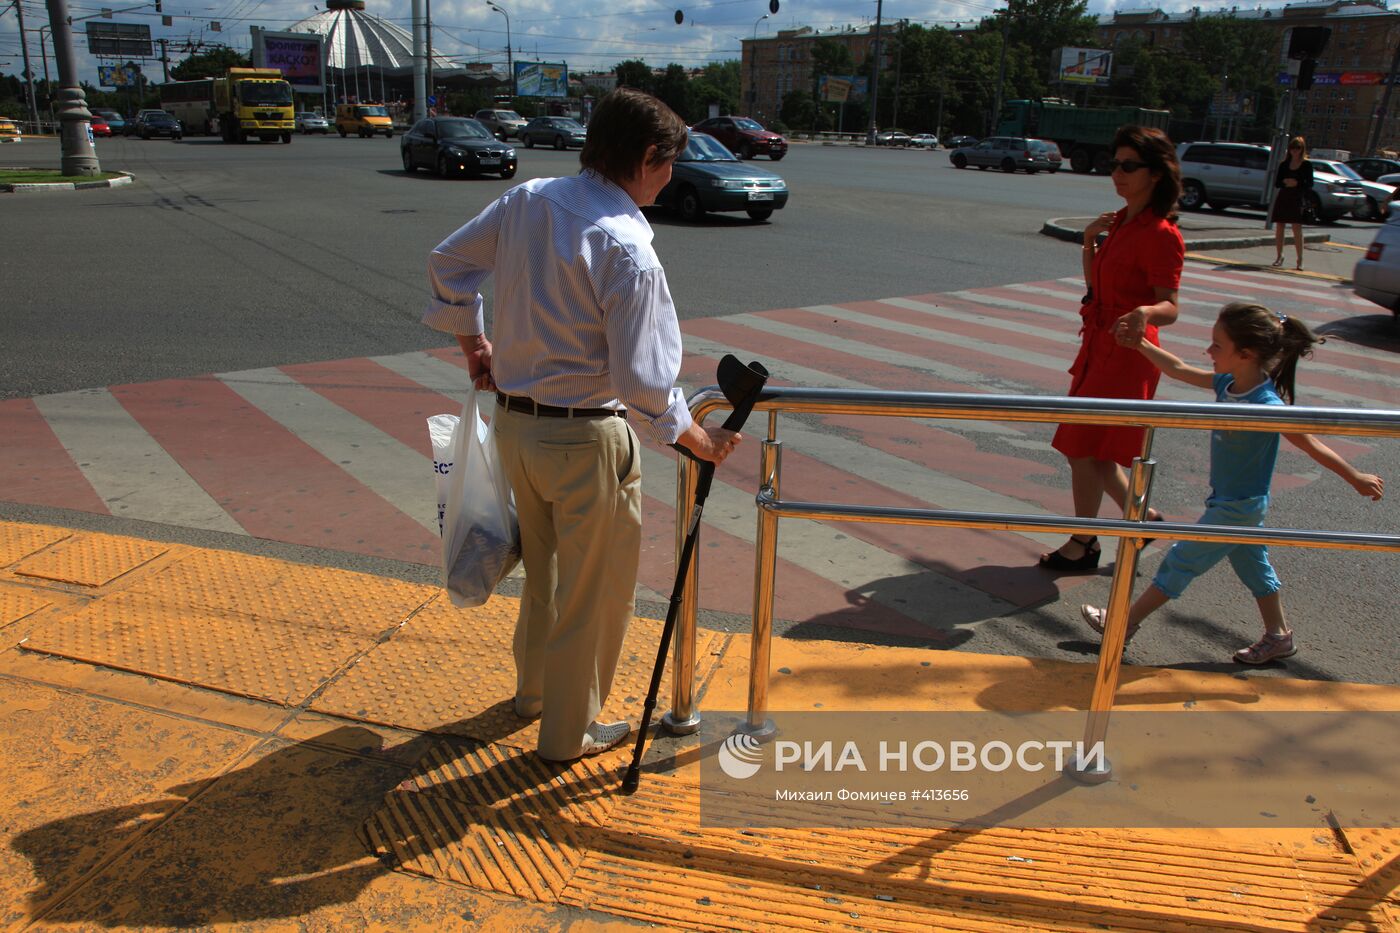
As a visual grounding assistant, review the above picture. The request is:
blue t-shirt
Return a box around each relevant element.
[1208,373,1285,500]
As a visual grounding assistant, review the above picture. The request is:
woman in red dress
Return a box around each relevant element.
[1040,125,1184,571]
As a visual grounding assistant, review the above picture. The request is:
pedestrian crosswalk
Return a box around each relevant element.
[3,262,1394,640]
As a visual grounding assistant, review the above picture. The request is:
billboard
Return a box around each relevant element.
[86,23,153,58]
[819,75,868,102]
[98,64,142,88]
[514,61,568,98]
[1056,47,1112,85]
[251,28,326,93]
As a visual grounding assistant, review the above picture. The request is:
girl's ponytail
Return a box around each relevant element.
[1269,316,1320,405]
[1216,302,1321,404]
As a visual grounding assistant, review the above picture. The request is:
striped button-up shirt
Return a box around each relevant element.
[423,170,692,446]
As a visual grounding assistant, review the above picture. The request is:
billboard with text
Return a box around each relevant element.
[1056,47,1112,85]
[251,28,326,93]
[514,61,568,98]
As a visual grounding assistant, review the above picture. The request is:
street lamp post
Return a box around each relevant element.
[865,0,883,145]
[45,0,100,174]
[749,13,767,118]
[487,2,512,98]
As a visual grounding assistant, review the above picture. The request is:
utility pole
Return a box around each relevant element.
[14,0,41,131]
[412,0,425,122]
[45,0,100,174]
[864,0,883,145]
[992,9,1008,137]
[890,19,904,130]
[158,37,169,81]
[425,0,433,108]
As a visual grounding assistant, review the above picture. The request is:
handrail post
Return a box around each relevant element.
[1072,447,1156,784]
[662,452,703,735]
[742,413,781,740]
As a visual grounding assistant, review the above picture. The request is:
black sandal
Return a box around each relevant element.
[1038,535,1101,572]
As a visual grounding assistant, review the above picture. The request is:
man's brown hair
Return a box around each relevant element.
[580,88,688,184]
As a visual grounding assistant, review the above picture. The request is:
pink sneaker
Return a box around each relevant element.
[1234,631,1296,665]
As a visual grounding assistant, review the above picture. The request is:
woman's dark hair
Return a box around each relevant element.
[579,88,688,185]
[1216,302,1321,405]
[1112,124,1181,220]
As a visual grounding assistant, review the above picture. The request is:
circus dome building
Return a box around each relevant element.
[287,0,460,77]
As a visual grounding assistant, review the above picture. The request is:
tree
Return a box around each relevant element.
[688,61,739,120]
[613,60,654,93]
[169,47,251,81]
[653,63,690,119]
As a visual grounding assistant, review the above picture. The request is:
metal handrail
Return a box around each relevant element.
[663,385,1400,781]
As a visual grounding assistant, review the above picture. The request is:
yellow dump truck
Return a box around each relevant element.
[212,67,295,143]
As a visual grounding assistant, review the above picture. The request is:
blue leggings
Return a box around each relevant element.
[1152,495,1282,600]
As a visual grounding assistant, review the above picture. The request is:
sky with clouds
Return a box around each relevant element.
[3,0,1268,89]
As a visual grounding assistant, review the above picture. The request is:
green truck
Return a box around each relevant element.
[997,99,1172,174]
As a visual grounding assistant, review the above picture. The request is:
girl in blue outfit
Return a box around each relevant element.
[1082,301,1384,665]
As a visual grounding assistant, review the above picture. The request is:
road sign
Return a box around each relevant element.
[86,22,152,58]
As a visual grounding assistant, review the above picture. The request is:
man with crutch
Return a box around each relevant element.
[422,88,742,762]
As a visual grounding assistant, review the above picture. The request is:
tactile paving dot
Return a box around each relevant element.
[13,533,168,588]
[312,596,723,747]
[126,549,437,637]
[0,523,73,567]
[20,591,372,705]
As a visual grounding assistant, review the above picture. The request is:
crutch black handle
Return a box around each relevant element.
[622,355,769,795]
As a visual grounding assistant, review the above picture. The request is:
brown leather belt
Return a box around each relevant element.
[496,392,625,419]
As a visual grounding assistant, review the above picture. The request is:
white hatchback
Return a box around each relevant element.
[1353,212,1400,322]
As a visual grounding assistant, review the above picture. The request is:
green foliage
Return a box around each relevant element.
[654,63,691,119]
[613,60,654,93]
[169,47,251,82]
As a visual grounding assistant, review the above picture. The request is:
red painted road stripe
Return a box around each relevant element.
[111,377,438,564]
[280,357,461,456]
[0,399,109,515]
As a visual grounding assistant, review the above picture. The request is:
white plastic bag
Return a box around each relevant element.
[429,386,521,607]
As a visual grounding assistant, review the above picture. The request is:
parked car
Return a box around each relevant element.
[519,116,586,150]
[89,116,112,137]
[0,117,19,143]
[1353,212,1400,322]
[1347,157,1400,182]
[473,108,527,139]
[949,136,1059,174]
[943,134,977,148]
[295,112,330,134]
[875,128,911,147]
[1175,142,1365,222]
[126,111,183,139]
[92,109,125,136]
[401,117,517,179]
[657,131,789,222]
[909,133,940,149]
[691,116,788,160]
[1309,158,1393,221]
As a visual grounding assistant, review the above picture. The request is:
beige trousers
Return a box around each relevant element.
[491,403,643,760]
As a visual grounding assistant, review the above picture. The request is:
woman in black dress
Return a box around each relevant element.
[1272,136,1312,271]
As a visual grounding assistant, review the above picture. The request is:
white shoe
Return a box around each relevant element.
[538,720,631,762]
[513,696,542,720]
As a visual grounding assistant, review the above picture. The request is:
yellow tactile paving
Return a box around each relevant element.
[361,740,624,903]
[124,549,438,637]
[19,591,373,706]
[561,773,1389,932]
[0,582,54,629]
[0,523,72,567]
[311,594,726,748]
[12,532,169,588]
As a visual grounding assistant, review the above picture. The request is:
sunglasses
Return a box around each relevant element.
[1106,159,1151,173]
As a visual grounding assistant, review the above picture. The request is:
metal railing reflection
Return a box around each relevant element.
[663,386,1400,781]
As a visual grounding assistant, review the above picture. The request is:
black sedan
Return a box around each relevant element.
[519,117,587,150]
[127,112,183,140]
[401,118,517,179]
[657,132,788,222]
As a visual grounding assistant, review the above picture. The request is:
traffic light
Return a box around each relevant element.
[1286,26,1331,60]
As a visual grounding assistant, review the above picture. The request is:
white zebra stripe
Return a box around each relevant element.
[31,388,246,535]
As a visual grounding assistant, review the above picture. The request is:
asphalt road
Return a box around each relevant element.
[3,134,1395,685]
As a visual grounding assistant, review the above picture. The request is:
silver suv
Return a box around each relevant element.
[1176,141,1365,223]
[473,108,527,140]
